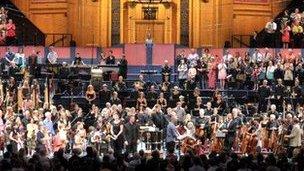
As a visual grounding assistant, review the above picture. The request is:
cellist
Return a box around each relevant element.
[195,109,209,142]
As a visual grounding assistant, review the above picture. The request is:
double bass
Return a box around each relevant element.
[210,118,224,153]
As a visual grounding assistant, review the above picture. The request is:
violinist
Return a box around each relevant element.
[193,97,204,117]
[195,109,209,141]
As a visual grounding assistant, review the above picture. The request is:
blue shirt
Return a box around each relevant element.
[166,122,178,143]
[43,118,55,135]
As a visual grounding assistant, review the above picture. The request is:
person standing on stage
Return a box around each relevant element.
[165,113,180,154]
[161,60,172,82]
[258,80,271,113]
[124,115,139,154]
[222,112,237,152]
[151,104,168,150]
[118,54,128,79]
[47,46,58,64]
[285,118,302,158]
[110,113,124,157]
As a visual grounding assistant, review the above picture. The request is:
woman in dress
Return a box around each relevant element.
[110,113,124,157]
[156,92,167,110]
[177,59,188,89]
[281,21,291,48]
[266,61,276,85]
[85,84,96,105]
[26,118,38,156]
[208,57,217,89]
[217,60,227,90]
[136,91,147,109]
[252,64,260,90]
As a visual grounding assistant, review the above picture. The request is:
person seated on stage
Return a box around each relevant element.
[193,97,204,117]
[161,60,171,82]
[136,92,147,110]
[156,92,167,110]
[171,86,181,105]
[13,48,26,70]
[285,103,295,116]
[268,104,279,118]
[147,85,158,102]
[85,84,96,105]
[4,47,15,72]
[110,91,121,105]
[72,53,85,66]
[113,76,127,92]
[134,74,146,92]
[105,50,116,65]
[137,104,151,126]
[46,46,58,64]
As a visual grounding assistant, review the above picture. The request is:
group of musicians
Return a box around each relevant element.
[0,46,303,159]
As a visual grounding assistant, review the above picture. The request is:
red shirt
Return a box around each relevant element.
[6,23,16,37]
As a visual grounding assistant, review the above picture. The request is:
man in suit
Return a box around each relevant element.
[258,80,271,113]
[165,113,180,154]
[285,118,302,158]
[124,115,139,154]
[222,112,237,152]
[98,84,111,108]
[151,104,168,150]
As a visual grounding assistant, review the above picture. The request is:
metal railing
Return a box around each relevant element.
[45,33,73,47]
[231,34,251,48]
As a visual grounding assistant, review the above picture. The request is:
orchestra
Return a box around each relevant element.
[0,46,303,164]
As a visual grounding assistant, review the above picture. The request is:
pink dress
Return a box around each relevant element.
[217,63,227,80]
[282,26,291,43]
[208,62,217,89]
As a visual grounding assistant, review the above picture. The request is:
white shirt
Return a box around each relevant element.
[187,53,199,66]
[265,22,277,33]
[251,51,263,63]
[47,51,58,64]
[223,54,233,63]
